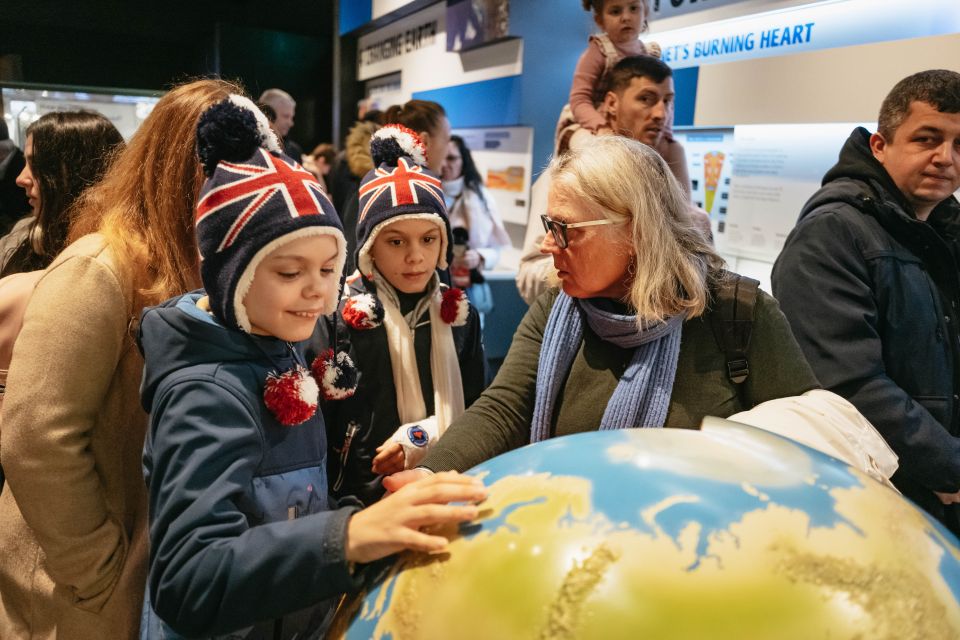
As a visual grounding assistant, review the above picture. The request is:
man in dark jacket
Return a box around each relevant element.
[772,69,960,534]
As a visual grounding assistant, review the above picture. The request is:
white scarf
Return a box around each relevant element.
[376,271,465,436]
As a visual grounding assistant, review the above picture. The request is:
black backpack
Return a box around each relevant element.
[708,274,760,410]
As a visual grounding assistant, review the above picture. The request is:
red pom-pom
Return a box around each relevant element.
[342,293,384,330]
[440,287,470,326]
[263,366,319,426]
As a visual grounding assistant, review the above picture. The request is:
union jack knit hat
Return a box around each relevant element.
[194,95,346,332]
[355,125,452,277]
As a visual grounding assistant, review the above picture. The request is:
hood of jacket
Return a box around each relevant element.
[138,291,297,410]
[799,126,960,227]
[345,120,380,178]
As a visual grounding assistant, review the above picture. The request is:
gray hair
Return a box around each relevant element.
[548,135,724,322]
[258,88,296,109]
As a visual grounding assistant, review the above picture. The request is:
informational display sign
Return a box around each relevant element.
[672,127,735,229]
[453,126,533,226]
[2,87,158,144]
[358,4,441,80]
[722,122,871,262]
[649,0,960,69]
[357,1,521,97]
[446,0,509,52]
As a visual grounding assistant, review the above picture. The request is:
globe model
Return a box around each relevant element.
[330,422,960,639]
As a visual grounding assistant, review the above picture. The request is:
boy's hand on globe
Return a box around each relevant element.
[345,471,487,564]
[372,442,405,476]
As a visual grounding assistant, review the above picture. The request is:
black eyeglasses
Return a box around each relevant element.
[540,214,618,249]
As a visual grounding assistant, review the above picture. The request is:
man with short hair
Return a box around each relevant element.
[518,55,702,303]
[772,69,960,534]
[258,88,303,162]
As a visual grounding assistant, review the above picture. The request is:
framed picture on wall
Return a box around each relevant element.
[446,0,509,52]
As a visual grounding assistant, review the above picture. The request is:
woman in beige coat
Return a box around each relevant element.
[0,78,241,640]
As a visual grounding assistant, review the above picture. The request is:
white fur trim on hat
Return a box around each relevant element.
[357,212,448,277]
[233,226,347,333]
[229,94,283,154]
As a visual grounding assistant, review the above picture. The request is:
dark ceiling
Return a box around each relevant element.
[1,0,339,144]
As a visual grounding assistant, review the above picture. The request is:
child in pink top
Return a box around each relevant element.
[561,0,690,195]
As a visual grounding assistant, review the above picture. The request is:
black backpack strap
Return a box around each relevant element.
[708,274,760,407]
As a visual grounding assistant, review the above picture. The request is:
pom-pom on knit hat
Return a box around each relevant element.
[194,95,347,333]
[355,124,452,277]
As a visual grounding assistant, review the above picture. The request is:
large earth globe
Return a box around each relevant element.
[329,421,960,639]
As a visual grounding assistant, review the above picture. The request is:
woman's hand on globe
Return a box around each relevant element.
[382,467,431,493]
[345,471,487,564]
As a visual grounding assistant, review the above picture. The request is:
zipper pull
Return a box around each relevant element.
[332,421,360,493]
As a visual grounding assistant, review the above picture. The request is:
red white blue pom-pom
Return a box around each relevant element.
[440,287,470,326]
[370,124,427,166]
[263,365,319,426]
[312,349,359,401]
[342,293,384,330]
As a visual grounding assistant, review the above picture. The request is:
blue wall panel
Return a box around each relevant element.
[339,0,372,36]
[672,66,699,127]
[512,0,592,176]
[413,76,522,128]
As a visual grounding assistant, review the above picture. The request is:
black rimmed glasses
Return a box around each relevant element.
[540,214,618,249]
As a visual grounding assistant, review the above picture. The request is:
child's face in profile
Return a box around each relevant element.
[244,234,340,342]
[596,0,645,46]
[370,217,443,294]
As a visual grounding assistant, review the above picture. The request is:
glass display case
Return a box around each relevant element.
[2,82,161,145]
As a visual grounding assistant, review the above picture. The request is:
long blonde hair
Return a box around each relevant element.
[69,78,242,317]
[548,135,724,322]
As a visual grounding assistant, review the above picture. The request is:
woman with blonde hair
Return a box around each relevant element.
[0,78,243,640]
[384,135,819,487]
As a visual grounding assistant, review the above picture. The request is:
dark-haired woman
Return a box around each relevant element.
[441,135,510,272]
[0,111,124,278]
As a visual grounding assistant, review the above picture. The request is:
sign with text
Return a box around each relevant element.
[649,0,960,69]
[453,127,533,226]
[722,122,871,262]
[358,4,441,79]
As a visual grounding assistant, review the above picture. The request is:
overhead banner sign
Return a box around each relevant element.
[649,0,960,69]
[650,0,749,20]
[372,0,419,20]
[358,8,440,75]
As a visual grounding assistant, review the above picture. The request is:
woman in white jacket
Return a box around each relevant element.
[441,135,511,271]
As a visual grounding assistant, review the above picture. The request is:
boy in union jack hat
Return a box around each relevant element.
[324,124,487,507]
[137,99,486,639]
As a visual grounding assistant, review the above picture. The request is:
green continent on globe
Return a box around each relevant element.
[333,428,960,640]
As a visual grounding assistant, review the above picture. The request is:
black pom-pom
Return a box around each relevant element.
[369,124,427,167]
[370,136,406,167]
[197,100,263,177]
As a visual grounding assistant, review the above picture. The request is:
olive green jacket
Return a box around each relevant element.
[422,287,819,472]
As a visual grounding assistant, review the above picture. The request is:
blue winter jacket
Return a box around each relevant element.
[138,292,361,639]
